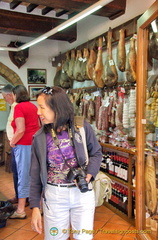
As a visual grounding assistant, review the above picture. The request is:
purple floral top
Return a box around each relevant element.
[47,130,79,184]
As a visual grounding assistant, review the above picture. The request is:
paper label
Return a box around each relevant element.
[82,57,87,62]
[133,34,137,39]
[123,196,127,203]
[146,98,154,105]
[121,87,125,93]
[109,59,114,66]
[79,57,83,61]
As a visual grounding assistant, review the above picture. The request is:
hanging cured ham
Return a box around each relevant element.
[149,32,158,60]
[73,49,84,81]
[148,32,158,70]
[54,61,72,89]
[67,49,76,80]
[86,45,97,80]
[93,37,105,88]
[60,61,72,89]
[145,155,157,214]
[63,51,70,75]
[125,37,137,83]
[81,48,90,80]
[117,29,126,72]
[103,28,118,87]
[53,63,62,87]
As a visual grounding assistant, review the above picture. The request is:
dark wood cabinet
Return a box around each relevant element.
[0,130,5,165]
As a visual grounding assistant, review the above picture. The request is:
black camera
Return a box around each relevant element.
[67,167,89,193]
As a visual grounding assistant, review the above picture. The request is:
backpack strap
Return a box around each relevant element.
[74,115,84,129]
[74,115,89,165]
[79,126,89,165]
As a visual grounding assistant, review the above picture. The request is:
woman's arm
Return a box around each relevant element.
[10,117,25,147]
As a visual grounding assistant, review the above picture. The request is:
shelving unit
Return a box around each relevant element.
[100,142,136,225]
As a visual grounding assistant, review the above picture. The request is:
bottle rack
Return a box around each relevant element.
[100,142,136,225]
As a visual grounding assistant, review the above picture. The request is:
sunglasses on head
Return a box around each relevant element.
[42,87,54,95]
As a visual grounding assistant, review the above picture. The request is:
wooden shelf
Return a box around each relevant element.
[100,143,136,224]
[100,142,136,155]
[102,172,128,186]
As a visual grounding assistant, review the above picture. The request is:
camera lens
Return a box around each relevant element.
[76,176,89,193]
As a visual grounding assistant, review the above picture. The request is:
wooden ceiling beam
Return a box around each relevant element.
[10,1,22,10]
[42,7,54,15]
[56,9,69,17]
[27,3,38,12]
[11,0,126,18]
[14,0,93,12]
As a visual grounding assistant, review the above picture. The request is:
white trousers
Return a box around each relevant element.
[43,184,95,240]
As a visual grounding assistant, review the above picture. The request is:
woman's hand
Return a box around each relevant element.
[31,207,42,234]
[86,173,92,183]
[10,142,16,148]
[11,117,25,145]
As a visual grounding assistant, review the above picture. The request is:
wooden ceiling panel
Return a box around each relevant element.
[0,0,126,42]
[0,9,77,42]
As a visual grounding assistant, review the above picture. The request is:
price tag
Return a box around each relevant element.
[120,87,125,93]
[79,57,83,61]
[93,91,101,96]
[146,98,154,105]
[112,106,117,111]
[109,59,114,66]
[133,34,137,39]
[123,196,127,203]
[82,57,87,62]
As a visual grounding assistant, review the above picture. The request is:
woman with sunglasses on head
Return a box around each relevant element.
[29,86,102,240]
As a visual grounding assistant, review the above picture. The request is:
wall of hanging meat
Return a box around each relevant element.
[56,27,137,150]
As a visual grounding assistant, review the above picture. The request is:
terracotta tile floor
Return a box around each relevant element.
[0,166,137,240]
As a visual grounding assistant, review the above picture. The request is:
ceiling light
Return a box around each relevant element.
[0,0,113,51]
[20,36,47,50]
[0,46,19,51]
[58,5,102,31]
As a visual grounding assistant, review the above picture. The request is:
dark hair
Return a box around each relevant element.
[37,86,74,133]
[12,85,30,103]
[1,84,14,93]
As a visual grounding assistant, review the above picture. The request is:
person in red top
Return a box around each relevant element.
[9,85,40,219]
